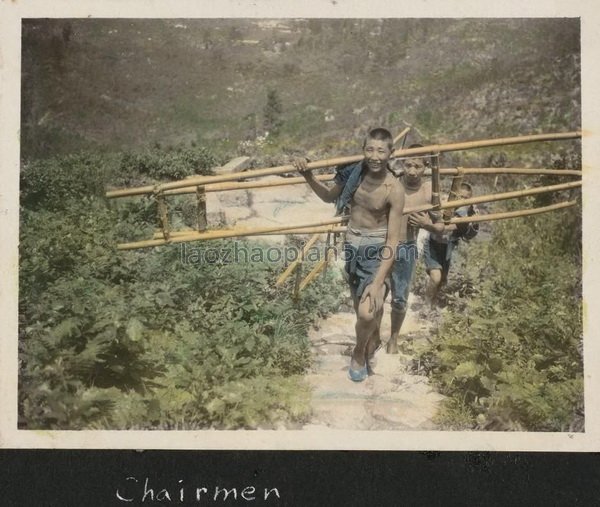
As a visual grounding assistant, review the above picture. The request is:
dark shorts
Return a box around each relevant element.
[343,229,389,301]
[390,240,418,312]
[423,237,456,282]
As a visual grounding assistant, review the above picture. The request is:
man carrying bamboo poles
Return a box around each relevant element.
[386,144,445,354]
[292,128,404,382]
[423,182,479,309]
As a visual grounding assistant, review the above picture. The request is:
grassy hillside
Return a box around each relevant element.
[22,18,580,166]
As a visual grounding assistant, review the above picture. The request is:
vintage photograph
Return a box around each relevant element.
[15,16,583,436]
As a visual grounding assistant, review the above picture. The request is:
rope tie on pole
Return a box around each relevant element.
[155,193,170,241]
[443,169,466,222]
[196,185,207,232]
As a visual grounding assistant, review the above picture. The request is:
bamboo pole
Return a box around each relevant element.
[393,127,411,145]
[122,181,580,249]
[430,153,441,210]
[298,247,337,292]
[254,226,346,236]
[275,233,322,287]
[196,186,207,231]
[270,201,578,233]
[105,131,581,198]
[106,154,362,198]
[156,168,580,197]
[157,195,170,240]
[404,180,581,215]
[392,131,581,158]
[268,201,577,237]
[118,216,348,250]
[162,174,336,196]
[450,200,577,224]
[262,201,580,239]
[156,128,409,198]
[152,225,346,240]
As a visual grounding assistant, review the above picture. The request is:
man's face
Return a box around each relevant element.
[403,157,426,184]
[458,187,472,201]
[363,139,393,174]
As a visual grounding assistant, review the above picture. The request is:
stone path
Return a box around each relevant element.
[206,176,333,243]
[206,175,445,430]
[302,296,445,431]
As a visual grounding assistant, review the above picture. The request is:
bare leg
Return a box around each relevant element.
[365,306,384,375]
[386,306,406,354]
[351,284,386,371]
[425,269,443,308]
[352,295,382,360]
[366,313,382,359]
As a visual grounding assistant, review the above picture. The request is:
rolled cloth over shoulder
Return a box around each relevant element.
[334,161,364,216]
[453,205,479,240]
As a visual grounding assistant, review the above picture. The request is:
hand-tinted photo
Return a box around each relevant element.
[19,18,582,433]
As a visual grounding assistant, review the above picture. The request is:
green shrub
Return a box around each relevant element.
[20,153,113,211]
[19,155,344,429]
[418,202,583,431]
[119,146,217,181]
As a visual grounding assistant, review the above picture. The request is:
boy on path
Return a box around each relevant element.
[423,182,479,308]
[293,128,404,381]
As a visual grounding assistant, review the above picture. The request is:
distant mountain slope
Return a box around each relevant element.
[21,18,580,165]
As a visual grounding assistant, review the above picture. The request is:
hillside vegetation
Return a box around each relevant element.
[22,18,580,165]
[19,18,582,431]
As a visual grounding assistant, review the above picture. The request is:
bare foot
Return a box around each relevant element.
[386,339,399,354]
[350,356,366,370]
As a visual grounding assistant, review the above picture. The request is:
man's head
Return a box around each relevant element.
[362,128,394,174]
[458,182,473,201]
[402,143,431,185]
[363,128,394,151]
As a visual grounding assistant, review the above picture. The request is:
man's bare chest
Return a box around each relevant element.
[405,185,431,209]
[352,180,391,212]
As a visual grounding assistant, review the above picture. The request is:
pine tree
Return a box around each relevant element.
[263,89,283,135]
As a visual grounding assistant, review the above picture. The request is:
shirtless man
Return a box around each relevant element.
[293,128,404,382]
[386,145,444,354]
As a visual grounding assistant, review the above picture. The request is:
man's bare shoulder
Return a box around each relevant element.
[385,173,405,204]
[415,178,432,201]
[422,179,432,191]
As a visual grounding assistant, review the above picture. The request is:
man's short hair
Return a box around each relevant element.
[460,182,473,196]
[405,143,433,167]
[364,128,394,150]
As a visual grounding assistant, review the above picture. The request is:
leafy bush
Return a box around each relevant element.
[119,145,217,181]
[417,200,583,431]
[20,153,114,211]
[19,151,344,429]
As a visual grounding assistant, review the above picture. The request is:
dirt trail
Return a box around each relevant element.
[208,179,445,430]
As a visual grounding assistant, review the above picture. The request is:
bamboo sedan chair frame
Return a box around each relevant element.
[106,131,581,199]
[154,167,581,197]
[123,179,582,250]
[109,130,581,251]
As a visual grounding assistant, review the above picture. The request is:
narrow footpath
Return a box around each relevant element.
[302,294,445,431]
[207,173,445,431]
